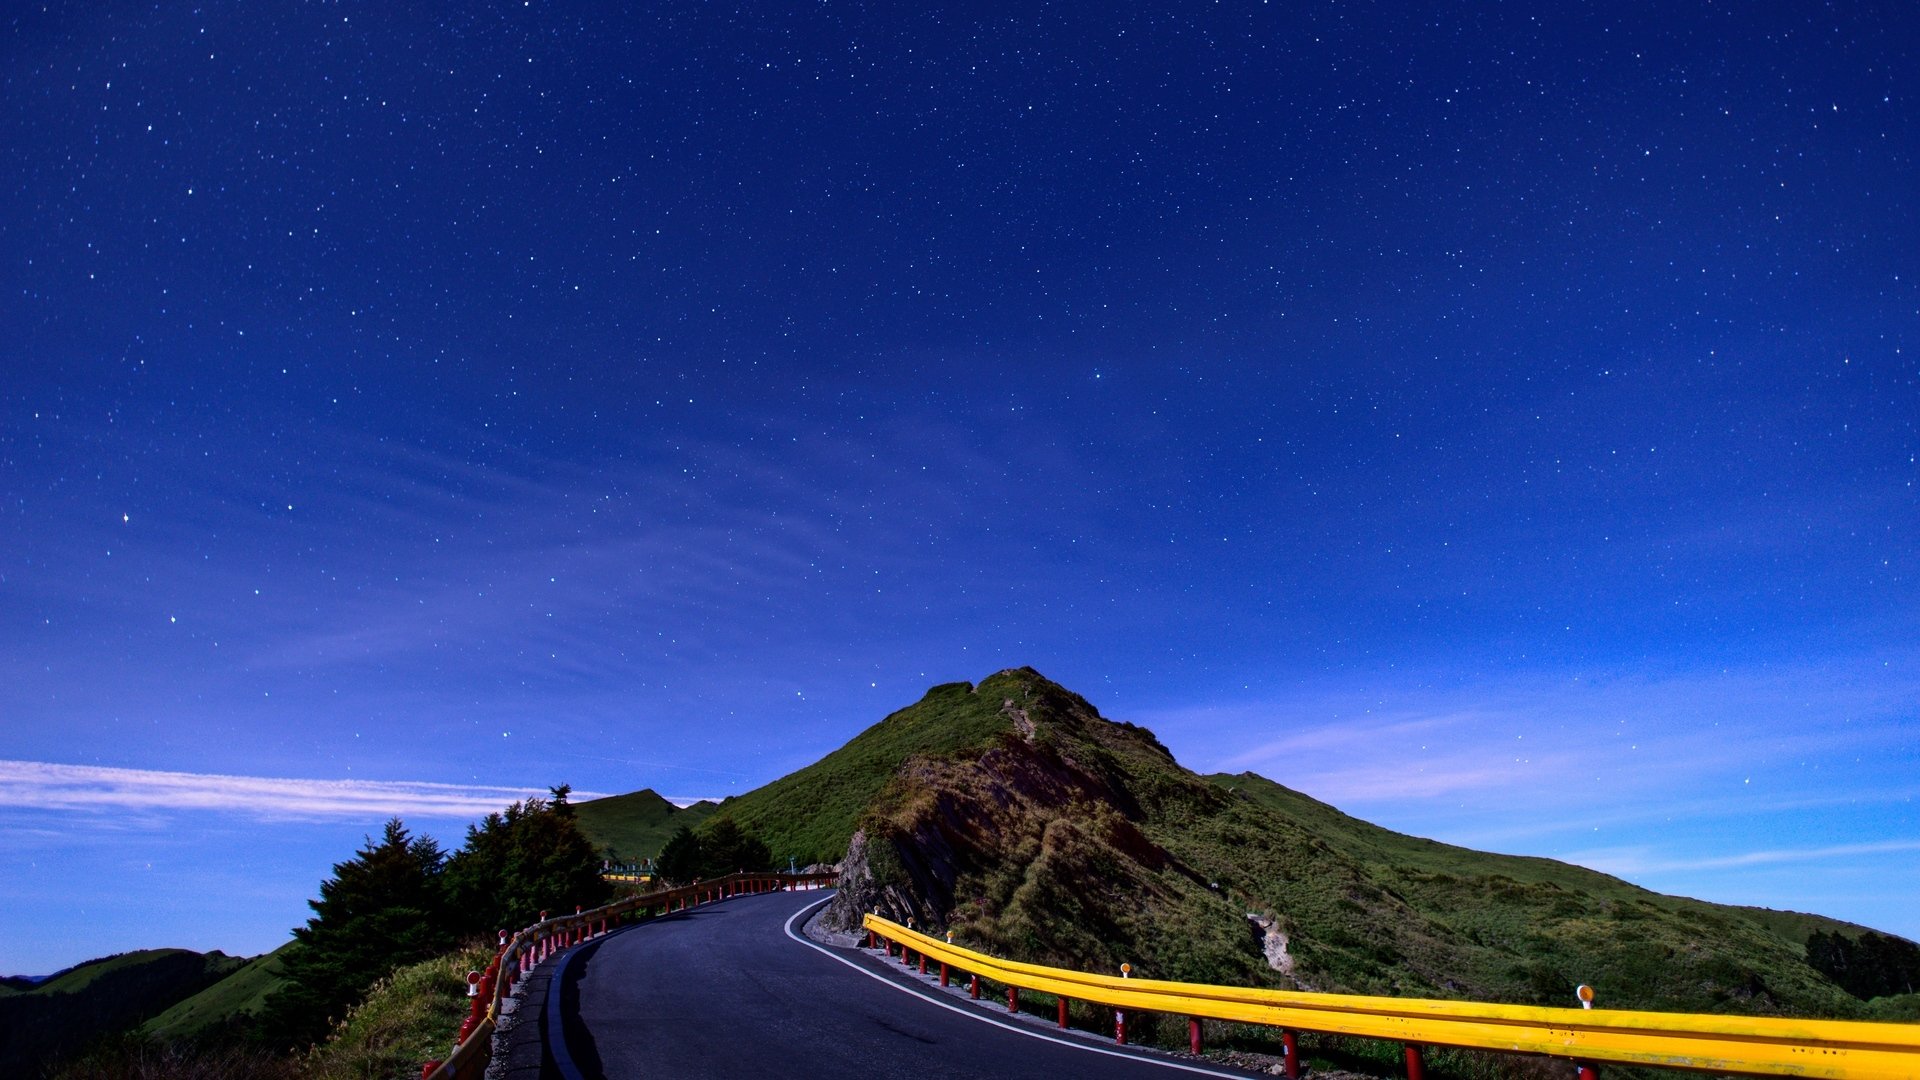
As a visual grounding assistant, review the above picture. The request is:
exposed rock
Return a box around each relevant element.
[1247,912,1301,984]
[819,829,935,934]
[1002,699,1036,740]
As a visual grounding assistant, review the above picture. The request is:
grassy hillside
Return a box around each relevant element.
[572,788,717,862]
[51,940,494,1080]
[821,667,1899,1020]
[0,948,248,1074]
[142,943,293,1041]
[300,939,495,1080]
[699,676,1019,864]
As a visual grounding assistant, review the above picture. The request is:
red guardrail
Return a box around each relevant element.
[420,871,838,1080]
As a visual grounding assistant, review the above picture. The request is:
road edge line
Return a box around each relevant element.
[781,895,1254,1079]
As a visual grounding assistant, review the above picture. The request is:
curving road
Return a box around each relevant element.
[551,889,1264,1080]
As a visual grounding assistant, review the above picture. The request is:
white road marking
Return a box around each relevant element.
[781,895,1256,1079]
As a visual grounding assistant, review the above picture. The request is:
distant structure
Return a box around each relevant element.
[601,857,654,885]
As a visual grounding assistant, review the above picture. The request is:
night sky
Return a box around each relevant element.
[4,2,1916,976]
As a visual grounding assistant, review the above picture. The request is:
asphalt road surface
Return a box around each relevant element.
[557,889,1266,1080]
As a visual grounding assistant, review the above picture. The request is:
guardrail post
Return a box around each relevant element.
[1577,1065,1598,1080]
[1115,1008,1127,1045]
[940,961,949,987]
[919,952,927,975]
[1190,1018,1202,1054]
[1058,997,1069,1028]
[1282,1031,1299,1079]
[457,970,484,1041]
[1405,1044,1426,1080]
[1008,986,1019,1014]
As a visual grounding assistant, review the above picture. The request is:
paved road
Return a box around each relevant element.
[558,889,1264,1080]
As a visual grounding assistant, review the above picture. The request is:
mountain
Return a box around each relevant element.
[0,948,248,1074]
[723,666,1909,1019]
[573,787,718,863]
[141,941,294,1041]
[704,677,1023,865]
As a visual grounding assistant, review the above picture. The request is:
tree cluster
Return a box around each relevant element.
[257,787,608,1049]
[653,818,773,884]
[1807,929,1920,1000]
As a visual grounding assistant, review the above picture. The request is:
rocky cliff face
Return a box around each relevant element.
[824,671,1278,986]
[815,667,1877,1017]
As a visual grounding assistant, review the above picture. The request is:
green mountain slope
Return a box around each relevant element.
[701,676,1019,864]
[803,667,1904,1019]
[1210,770,1874,943]
[0,948,247,1074]
[573,788,717,862]
[142,942,293,1041]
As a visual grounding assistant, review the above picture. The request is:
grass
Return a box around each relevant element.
[2,947,252,1075]
[302,938,497,1080]
[697,674,1022,864]
[833,667,1888,1022]
[50,1034,301,1080]
[572,788,717,863]
[29,950,245,997]
[48,939,496,1080]
[142,943,293,1040]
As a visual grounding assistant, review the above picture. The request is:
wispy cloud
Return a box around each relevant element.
[1147,656,1920,814]
[1565,839,1920,877]
[0,760,603,822]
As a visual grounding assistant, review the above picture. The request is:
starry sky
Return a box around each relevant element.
[3,2,1916,976]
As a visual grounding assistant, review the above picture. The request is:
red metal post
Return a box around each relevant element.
[1283,1031,1299,1079]
[1008,986,1019,1014]
[969,974,980,999]
[457,971,485,1041]
[1577,1066,1599,1080]
[1115,1008,1127,1045]
[1190,1018,1202,1055]
[422,1063,441,1079]
[1058,997,1069,1028]
[867,929,876,949]
[919,953,927,975]
[1405,1044,1426,1080]
[940,962,949,987]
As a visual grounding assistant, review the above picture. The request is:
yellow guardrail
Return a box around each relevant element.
[864,914,1920,1080]
[421,872,839,1080]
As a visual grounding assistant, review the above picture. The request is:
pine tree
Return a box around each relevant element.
[699,817,772,878]
[441,786,609,937]
[655,825,704,884]
[257,819,452,1048]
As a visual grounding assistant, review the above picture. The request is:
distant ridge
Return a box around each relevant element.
[574,787,718,863]
[692,667,1909,1018]
[142,942,293,1040]
[0,948,247,1073]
